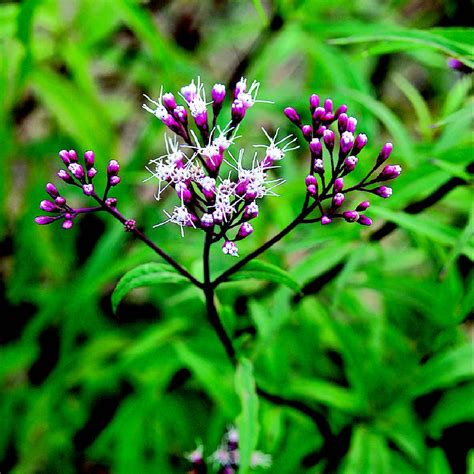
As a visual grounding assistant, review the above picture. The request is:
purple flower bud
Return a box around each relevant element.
[57,169,74,184]
[236,222,253,240]
[234,77,247,98]
[107,160,120,175]
[374,186,392,198]
[55,196,66,206]
[68,150,78,162]
[124,219,136,232]
[332,193,345,207]
[312,107,325,123]
[200,213,214,228]
[377,142,393,163]
[346,117,357,133]
[307,184,318,196]
[313,158,324,174]
[59,150,71,165]
[309,94,320,111]
[194,110,208,130]
[323,129,335,152]
[356,201,370,211]
[352,133,368,155]
[105,197,117,207]
[62,219,74,230]
[84,150,95,169]
[68,163,85,180]
[324,98,333,114]
[40,200,58,212]
[334,177,344,193]
[243,202,259,220]
[309,138,322,158]
[35,215,56,225]
[232,100,246,122]
[338,113,348,134]
[305,175,317,187]
[344,155,358,172]
[109,175,121,186]
[314,125,326,137]
[173,105,188,124]
[321,215,332,225]
[46,183,59,198]
[212,84,226,105]
[379,164,401,180]
[358,215,372,226]
[302,125,313,141]
[334,104,348,119]
[283,107,301,127]
[82,184,94,196]
[162,92,177,111]
[340,131,354,154]
[87,167,97,179]
[176,182,192,203]
[343,210,359,222]
[447,58,473,74]
[222,240,238,256]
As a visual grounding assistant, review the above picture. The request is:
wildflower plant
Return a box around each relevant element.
[35,77,402,470]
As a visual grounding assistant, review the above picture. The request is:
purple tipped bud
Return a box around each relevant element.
[358,215,372,226]
[309,94,320,111]
[332,193,345,207]
[346,117,357,133]
[55,196,66,206]
[305,175,317,187]
[232,100,246,122]
[35,215,56,225]
[57,169,74,184]
[352,133,368,155]
[68,163,85,180]
[284,107,301,126]
[379,164,401,180]
[312,107,325,123]
[68,150,78,162]
[243,202,259,220]
[307,184,318,196]
[338,113,348,133]
[46,183,59,198]
[211,84,226,105]
[62,219,74,230]
[343,210,359,222]
[302,125,313,141]
[59,150,71,165]
[87,167,97,179]
[105,197,117,207]
[200,213,214,228]
[323,129,335,152]
[344,155,358,172]
[334,104,348,119]
[109,175,121,186]
[374,186,392,198]
[324,98,333,113]
[107,160,120,175]
[314,125,326,137]
[334,177,344,193]
[162,92,177,111]
[340,131,354,154]
[124,219,136,232]
[313,158,324,174]
[84,150,95,169]
[377,142,393,163]
[173,105,188,124]
[321,215,332,225]
[356,201,370,211]
[40,200,58,212]
[236,222,254,240]
[82,184,94,196]
[175,182,192,203]
[447,58,473,74]
[309,138,322,158]
[234,78,247,98]
[222,240,238,257]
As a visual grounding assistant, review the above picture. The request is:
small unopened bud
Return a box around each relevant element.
[284,107,301,127]
[212,84,226,105]
[312,107,325,123]
[323,129,335,152]
[105,197,117,207]
[124,219,136,232]
[46,183,59,198]
[334,177,344,193]
[305,175,317,187]
[343,210,359,222]
[379,164,401,181]
[352,134,367,155]
[307,184,318,196]
[358,215,372,226]
[55,196,66,206]
[377,143,393,163]
[107,160,120,175]
[243,202,259,220]
[57,169,74,184]
[340,131,354,154]
[374,186,392,198]
[162,92,177,111]
[302,124,313,141]
[68,163,85,180]
[68,150,78,162]
[35,215,56,225]
[232,100,246,122]
[84,150,95,169]
[356,201,370,211]
[324,98,333,114]
[346,117,357,133]
[344,155,358,172]
[236,222,253,240]
[338,113,348,134]
[321,215,332,225]
[59,150,71,165]
[62,219,74,229]
[309,138,322,158]
[82,184,94,196]
[309,94,320,112]
[334,104,348,119]
[87,167,97,179]
[222,240,238,257]
[109,176,121,186]
[174,105,188,124]
[332,193,345,207]
[200,213,214,228]
[40,200,58,212]
[313,158,324,174]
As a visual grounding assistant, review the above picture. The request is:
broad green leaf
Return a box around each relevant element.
[427,448,452,474]
[235,358,259,474]
[111,262,189,313]
[228,259,301,293]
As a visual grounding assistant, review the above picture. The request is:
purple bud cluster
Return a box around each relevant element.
[185,426,271,473]
[284,93,402,227]
[35,149,122,229]
[144,77,294,256]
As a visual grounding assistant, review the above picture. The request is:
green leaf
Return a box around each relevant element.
[235,358,259,474]
[111,262,189,313]
[228,259,301,293]
[427,448,452,474]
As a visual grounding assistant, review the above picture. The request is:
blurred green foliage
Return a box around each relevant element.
[0,0,473,473]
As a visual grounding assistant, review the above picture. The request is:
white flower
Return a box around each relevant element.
[142,90,169,120]
[154,204,196,237]
[222,241,239,257]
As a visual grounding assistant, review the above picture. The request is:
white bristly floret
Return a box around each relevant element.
[256,128,299,161]
[154,203,196,237]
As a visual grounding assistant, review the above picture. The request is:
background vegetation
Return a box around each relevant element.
[0,0,472,472]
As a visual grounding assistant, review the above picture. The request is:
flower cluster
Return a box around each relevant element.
[35,149,123,229]
[143,77,295,256]
[186,426,271,473]
[284,93,402,225]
